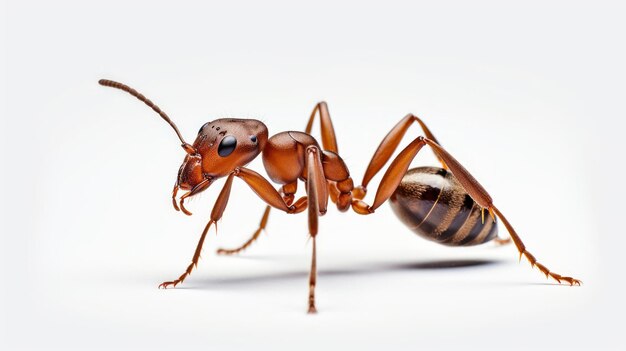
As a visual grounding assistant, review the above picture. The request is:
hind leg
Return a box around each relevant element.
[352,136,581,286]
[356,113,445,199]
[356,113,513,248]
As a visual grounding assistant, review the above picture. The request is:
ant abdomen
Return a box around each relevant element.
[389,167,498,246]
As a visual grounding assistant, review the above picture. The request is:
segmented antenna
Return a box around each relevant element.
[98,79,189,147]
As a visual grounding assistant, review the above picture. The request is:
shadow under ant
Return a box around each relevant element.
[176,258,506,289]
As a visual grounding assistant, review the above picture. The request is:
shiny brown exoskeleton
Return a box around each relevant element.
[99,79,581,314]
[390,167,499,247]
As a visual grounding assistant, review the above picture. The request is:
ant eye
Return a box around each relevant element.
[250,135,257,143]
[218,135,237,157]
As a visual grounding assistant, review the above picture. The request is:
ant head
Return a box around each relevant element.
[177,118,268,189]
[172,118,267,215]
[99,79,268,213]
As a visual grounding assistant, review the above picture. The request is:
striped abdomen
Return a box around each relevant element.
[389,167,497,246]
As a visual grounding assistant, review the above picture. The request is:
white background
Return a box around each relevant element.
[2,1,625,350]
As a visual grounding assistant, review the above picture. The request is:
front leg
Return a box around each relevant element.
[159,173,235,288]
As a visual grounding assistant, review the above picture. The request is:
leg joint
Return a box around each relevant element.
[306,145,319,154]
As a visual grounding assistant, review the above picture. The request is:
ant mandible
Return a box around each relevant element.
[99,79,581,314]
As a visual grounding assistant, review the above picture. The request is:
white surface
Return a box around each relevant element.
[1,1,624,350]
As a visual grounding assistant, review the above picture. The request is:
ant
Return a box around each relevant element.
[99,79,581,314]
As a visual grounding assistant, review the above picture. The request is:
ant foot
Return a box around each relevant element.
[158,280,180,289]
[559,276,582,286]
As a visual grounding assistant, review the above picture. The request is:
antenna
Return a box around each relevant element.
[98,79,195,154]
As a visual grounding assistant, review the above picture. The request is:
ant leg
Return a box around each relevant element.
[352,137,428,213]
[234,168,307,213]
[321,150,353,212]
[352,136,581,286]
[162,170,308,288]
[424,140,580,285]
[233,149,326,312]
[280,182,298,206]
[305,101,339,153]
[494,236,512,246]
[305,102,352,211]
[216,181,299,255]
[328,181,340,204]
[304,146,328,313]
[216,205,271,255]
[356,114,444,199]
[159,173,235,289]
[228,167,320,309]
[171,184,180,211]
[357,114,511,245]
[217,102,339,256]
[490,206,579,285]
[230,101,338,251]
[220,101,336,257]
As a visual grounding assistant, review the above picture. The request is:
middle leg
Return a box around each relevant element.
[304,145,328,313]
[218,102,342,255]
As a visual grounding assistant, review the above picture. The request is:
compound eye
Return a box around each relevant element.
[218,135,237,157]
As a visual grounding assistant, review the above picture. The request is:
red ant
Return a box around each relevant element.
[99,79,581,314]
